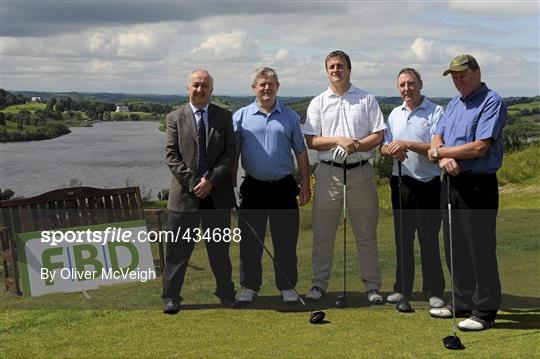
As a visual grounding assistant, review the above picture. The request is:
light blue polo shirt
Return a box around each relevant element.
[384,97,443,182]
[233,101,306,181]
[435,84,506,174]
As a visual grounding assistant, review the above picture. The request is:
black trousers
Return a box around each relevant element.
[390,175,445,299]
[238,174,299,292]
[442,174,501,322]
[161,196,235,302]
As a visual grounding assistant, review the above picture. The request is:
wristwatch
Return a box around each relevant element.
[431,144,443,160]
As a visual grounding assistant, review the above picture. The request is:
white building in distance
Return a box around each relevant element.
[115,104,129,112]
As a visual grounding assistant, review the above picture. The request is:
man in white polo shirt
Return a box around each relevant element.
[302,50,386,304]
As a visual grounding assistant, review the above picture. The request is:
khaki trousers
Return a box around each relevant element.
[311,162,382,291]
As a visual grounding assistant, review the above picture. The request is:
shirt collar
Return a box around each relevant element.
[189,102,209,114]
[400,96,427,112]
[326,83,357,97]
[461,83,488,103]
[250,100,282,115]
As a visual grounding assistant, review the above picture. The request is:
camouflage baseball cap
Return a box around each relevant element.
[443,54,480,76]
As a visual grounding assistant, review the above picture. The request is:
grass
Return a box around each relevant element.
[1,206,538,357]
[0,102,47,114]
[1,146,539,358]
[508,101,540,112]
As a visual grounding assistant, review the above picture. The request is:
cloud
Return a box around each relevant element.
[1,2,537,97]
[190,31,261,62]
[3,24,176,61]
[409,37,435,63]
[2,1,338,37]
[274,49,289,63]
[447,0,539,16]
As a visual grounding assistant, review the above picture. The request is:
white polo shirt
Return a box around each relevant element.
[302,84,386,163]
[384,97,443,182]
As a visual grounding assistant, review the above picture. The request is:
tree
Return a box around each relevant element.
[47,97,57,110]
[0,188,15,200]
[0,112,5,126]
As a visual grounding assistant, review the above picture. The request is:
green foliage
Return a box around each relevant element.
[0,88,28,109]
[498,142,540,185]
[0,188,15,200]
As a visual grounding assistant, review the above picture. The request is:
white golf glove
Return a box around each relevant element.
[333,145,349,162]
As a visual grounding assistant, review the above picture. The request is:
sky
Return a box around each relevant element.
[1,0,539,97]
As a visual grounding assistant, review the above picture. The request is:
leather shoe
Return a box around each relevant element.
[458,316,495,331]
[220,297,241,309]
[163,299,180,314]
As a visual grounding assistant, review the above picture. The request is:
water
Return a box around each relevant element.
[1,121,170,199]
[1,121,320,200]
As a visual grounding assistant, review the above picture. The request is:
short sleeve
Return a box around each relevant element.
[302,97,321,136]
[475,97,506,142]
[368,95,386,133]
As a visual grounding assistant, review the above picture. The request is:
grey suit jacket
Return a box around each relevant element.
[165,103,236,212]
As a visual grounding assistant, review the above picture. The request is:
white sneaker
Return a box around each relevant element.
[306,286,325,301]
[387,292,403,303]
[281,289,299,303]
[458,316,494,331]
[237,288,257,303]
[367,289,384,305]
[429,296,445,308]
[429,305,452,318]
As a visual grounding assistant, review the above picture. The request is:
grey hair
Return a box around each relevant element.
[397,68,422,83]
[188,69,214,87]
[251,67,280,87]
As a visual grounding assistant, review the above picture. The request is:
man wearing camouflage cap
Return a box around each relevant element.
[427,55,506,331]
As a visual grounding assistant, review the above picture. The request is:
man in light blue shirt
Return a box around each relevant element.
[381,68,445,310]
[233,67,310,303]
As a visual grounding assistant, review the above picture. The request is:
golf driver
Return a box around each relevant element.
[442,175,464,350]
[239,213,326,324]
[396,161,414,313]
[332,158,347,309]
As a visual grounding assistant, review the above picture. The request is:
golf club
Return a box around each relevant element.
[396,161,414,313]
[238,212,326,324]
[332,159,347,309]
[442,175,465,350]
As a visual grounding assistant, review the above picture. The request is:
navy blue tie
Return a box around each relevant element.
[196,109,208,175]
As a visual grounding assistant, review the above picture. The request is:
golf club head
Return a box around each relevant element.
[443,335,465,350]
[332,295,347,308]
[396,297,414,313]
[309,310,326,324]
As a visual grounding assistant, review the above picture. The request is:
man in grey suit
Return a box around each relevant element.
[162,69,238,314]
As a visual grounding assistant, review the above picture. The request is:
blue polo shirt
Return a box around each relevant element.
[435,83,506,174]
[233,101,306,181]
[384,97,443,182]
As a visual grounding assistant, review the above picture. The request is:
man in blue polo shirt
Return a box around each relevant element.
[233,67,311,303]
[428,55,506,331]
[381,68,445,309]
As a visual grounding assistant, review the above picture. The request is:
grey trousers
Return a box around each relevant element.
[311,162,382,291]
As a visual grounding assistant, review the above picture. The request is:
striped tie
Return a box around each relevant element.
[196,109,209,175]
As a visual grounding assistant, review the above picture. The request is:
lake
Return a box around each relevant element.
[2,121,170,199]
[2,121,318,199]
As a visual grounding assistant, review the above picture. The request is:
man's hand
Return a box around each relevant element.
[439,158,460,176]
[298,181,311,206]
[193,177,214,198]
[385,140,409,162]
[335,138,356,153]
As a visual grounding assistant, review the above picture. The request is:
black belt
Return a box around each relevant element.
[245,174,293,185]
[322,160,368,170]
